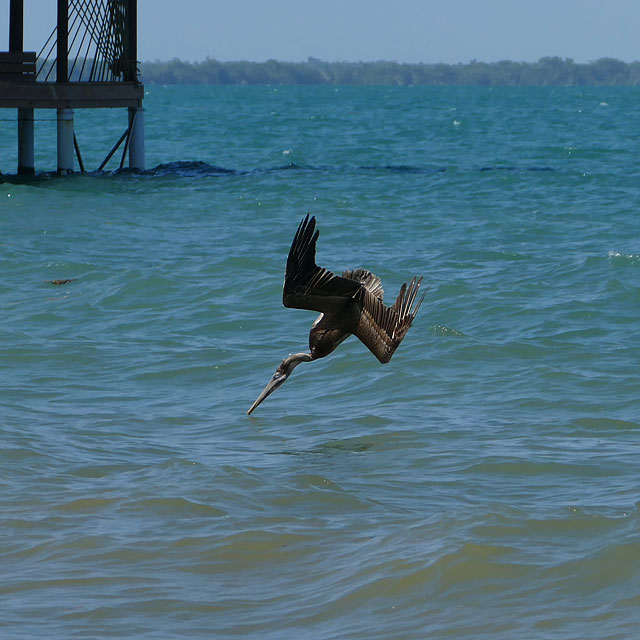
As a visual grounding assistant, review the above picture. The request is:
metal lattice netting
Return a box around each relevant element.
[37,0,136,82]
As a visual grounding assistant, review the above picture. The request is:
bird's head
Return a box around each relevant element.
[247,352,312,415]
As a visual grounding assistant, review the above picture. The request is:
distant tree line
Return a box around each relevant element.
[140,56,640,86]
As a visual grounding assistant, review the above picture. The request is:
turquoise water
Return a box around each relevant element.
[2,86,640,639]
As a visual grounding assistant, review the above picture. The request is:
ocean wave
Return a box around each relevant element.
[147,161,237,177]
[360,164,447,174]
[479,165,554,172]
[2,161,564,182]
[144,162,449,177]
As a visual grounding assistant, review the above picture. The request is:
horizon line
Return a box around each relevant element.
[140,55,640,66]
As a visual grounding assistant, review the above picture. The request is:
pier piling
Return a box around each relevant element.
[17,107,34,174]
[128,107,145,170]
[56,109,75,175]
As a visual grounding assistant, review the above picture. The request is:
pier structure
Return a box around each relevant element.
[0,0,144,174]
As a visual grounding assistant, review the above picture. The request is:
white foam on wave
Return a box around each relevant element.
[608,251,640,262]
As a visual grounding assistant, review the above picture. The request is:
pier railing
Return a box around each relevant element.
[37,0,139,83]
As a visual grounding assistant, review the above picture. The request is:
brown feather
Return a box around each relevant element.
[342,268,384,301]
[353,277,425,363]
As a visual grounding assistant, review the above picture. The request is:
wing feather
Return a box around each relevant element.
[342,268,384,301]
[354,277,425,363]
[283,214,362,313]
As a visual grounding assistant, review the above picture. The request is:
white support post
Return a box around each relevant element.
[128,107,145,170]
[17,107,35,175]
[57,108,75,174]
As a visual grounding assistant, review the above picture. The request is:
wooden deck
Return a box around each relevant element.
[0,81,144,109]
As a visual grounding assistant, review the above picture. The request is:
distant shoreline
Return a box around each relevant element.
[140,56,640,86]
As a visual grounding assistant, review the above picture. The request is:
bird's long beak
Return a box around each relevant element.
[247,372,286,415]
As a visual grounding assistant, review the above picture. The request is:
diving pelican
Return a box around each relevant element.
[247,215,425,414]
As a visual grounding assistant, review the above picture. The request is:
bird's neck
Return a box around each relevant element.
[282,352,313,373]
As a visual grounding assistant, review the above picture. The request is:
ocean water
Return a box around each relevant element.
[2,85,640,639]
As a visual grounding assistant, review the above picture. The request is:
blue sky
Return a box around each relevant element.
[3,0,639,63]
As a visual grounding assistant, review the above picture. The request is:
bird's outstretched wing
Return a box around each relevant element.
[283,214,362,313]
[353,277,425,363]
